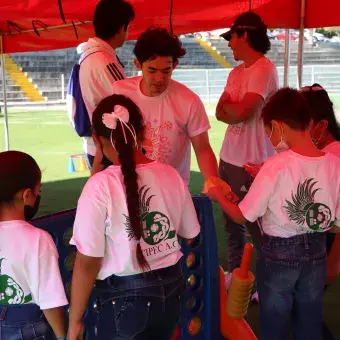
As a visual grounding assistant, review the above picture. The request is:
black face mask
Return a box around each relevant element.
[24,195,41,221]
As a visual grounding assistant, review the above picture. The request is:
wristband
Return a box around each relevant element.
[57,337,66,340]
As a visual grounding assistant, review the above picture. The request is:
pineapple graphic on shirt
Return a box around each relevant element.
[0,258,32,304]
[284,178,334,232]
[124,185,176,246]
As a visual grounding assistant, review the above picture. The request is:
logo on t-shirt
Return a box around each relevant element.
[124,185,176,246]
[0,258,32,304]
[143,122,172,163]
[284,178,334,232]
[228,120,249,136]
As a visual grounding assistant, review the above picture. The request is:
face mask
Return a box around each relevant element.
[269,125,290,153]
[24,194,41,221]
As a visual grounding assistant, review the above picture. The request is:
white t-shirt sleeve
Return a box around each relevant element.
[239,160,280,222]
[247,63,275,100]
[177,177,201,239]
[70,177,107,257]
[81,58,125,115]
[187,96,211,138]
[28,232,68,310]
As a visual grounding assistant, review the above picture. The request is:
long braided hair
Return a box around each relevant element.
[92,94,150,271]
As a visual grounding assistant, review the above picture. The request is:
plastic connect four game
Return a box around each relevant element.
[32,195,224,339]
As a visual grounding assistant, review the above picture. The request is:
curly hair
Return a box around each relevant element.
[134,27,186,64]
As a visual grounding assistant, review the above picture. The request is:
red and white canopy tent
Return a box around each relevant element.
[0,0,339,149]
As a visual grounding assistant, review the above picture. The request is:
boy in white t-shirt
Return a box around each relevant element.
[208,88,340,340]
[68,0,135,170]
[68,94,200,340]
[92,27,218,184]
[216,11,279,281]
[0,151,67,340]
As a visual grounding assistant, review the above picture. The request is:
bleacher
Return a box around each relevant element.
[0,76,30,102]
[209,39,340,66]
[8,39,220,101]
[4,38,340,103]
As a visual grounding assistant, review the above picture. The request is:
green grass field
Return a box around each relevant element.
[1,108,340,338]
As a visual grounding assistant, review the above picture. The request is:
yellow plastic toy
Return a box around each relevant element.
[203,176,231,196]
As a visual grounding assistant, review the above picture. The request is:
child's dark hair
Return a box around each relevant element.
[300,83,340,141]
[0,151,41,204]
[236,29,271,54]
[262,88,312,130]
[134,27,186,64]
[93,0,135,41]
[92,95,149,271]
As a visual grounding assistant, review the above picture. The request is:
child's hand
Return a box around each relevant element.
[67,321,84,340]
[244,162,262,178]
[207,186,225,202]
[226,191,239,204]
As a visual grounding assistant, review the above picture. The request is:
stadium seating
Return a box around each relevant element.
[3,38,340,103]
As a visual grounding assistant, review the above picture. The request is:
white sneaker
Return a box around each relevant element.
[251,291,259,303]
[224,272,232,290]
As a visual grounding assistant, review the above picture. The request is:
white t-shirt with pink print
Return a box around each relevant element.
[111,76,211,184]
[220,57,279,167]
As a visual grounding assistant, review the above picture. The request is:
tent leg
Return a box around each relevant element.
[297,0,306,89]
[0,35,10,151]
[283,29,291,87]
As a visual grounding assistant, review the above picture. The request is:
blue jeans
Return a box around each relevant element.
[257,233,327,340]
[94,263,185,340]
[0,304,54,340]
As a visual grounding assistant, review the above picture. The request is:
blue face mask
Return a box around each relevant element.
[269,125,290,153]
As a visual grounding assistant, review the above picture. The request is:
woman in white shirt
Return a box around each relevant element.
[67,94,200,340]
[0,151,67,340]
[208,88,340,340]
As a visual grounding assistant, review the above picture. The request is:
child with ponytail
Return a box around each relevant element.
[68,94,200,340]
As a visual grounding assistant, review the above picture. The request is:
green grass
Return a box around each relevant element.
[1,108,340,338]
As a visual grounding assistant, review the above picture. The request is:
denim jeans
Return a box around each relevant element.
[219,160,263,271]
[94,263,185,340]
[257,232,327,340]
[0,304,54,340]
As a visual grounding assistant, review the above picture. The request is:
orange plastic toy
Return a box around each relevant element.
[203,176,231,196]
[220,243,257,339]
[220,267,257,339]
[226,243,255,319]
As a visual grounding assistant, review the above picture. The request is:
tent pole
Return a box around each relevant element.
[0,35,10,151]
[284,29,291,87]
[297,0,306,89]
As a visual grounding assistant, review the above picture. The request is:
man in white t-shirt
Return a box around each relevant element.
[216,12,279,278]
[105,27,218,184]
[68,0,135,169]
